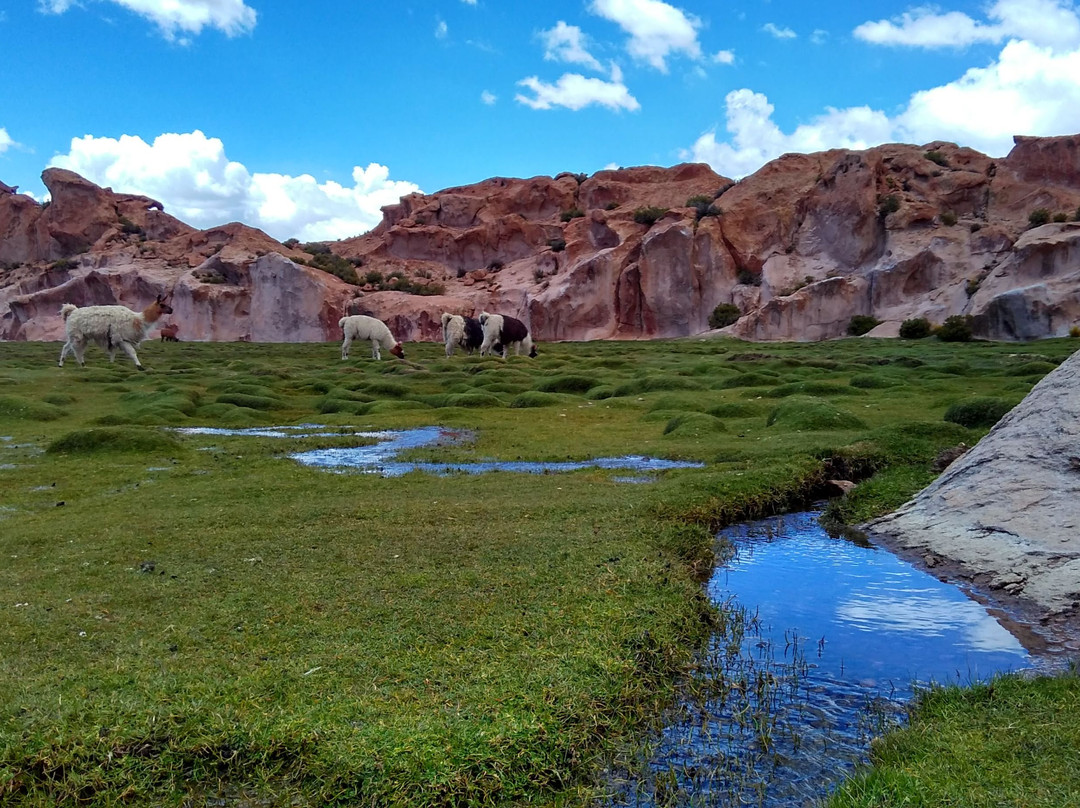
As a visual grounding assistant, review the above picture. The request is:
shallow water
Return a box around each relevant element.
[175,425,703,478]
[604,510,1031,808]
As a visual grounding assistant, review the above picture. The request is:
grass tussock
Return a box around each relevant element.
[0,394,66,421]
[46,426,184,455]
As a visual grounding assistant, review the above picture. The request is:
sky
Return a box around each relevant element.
[3,0,1080,242]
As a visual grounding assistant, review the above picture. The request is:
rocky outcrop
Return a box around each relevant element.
[4,135,1080,344]
[865,349,1080,629]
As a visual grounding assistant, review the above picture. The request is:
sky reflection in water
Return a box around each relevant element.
[174,424,703,478]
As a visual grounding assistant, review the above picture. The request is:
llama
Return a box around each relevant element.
[339,314,405,361]
[159,323,180,342]
[440,312,484,357]
[479,312,537,358]
[58,295,173,370]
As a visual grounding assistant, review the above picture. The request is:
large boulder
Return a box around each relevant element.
[865,349,1080,639]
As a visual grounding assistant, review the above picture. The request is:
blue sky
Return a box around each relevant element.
[3,0,1080,242]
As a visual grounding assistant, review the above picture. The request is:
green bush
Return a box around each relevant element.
[547,238,566,252]
[687,195,722,220]
[924,150,949,167]
[878,195,900,217]
[708,303,742,329]
[940,211,957,226]
[735,267,761,286]
[936,314,974,342]
[846,315,881,336]
[560,207,585,222]
[899,317,933,339]
[633,206,668,227]
[1028,208,1051,228]
[1054,212,1069,223]
[944,397,1013,429]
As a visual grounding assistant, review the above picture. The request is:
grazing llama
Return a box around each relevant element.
[479,312,537,358]
[339,314,405,360]
[58,295,173,370]
[440,312,484,357]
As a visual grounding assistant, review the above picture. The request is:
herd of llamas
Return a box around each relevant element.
[55,296,536,370]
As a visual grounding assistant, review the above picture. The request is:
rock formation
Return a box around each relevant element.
[4,136,1080,343]
[865,348,1080,632]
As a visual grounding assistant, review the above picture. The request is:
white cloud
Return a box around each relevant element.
[48,131,421,242]
[39,0,256,40]
[712,49,735,64]
[589,0,702,71]
[683,89,894,178]
[0,127,14,154]
[540,21,604,71]
[684,29,1080,179]
[855,0,1080,52]
[481,89,497,105]
[461,0,477,4]
[896,39,1080,154]
[435,19,448,39]
[515,72,640,111]
[762,22,797,40]
[811,29,828,45]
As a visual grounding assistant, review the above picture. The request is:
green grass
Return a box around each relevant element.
[0,336,1077,806]
[828,670,1080,808]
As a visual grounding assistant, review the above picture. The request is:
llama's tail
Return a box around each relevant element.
[338,316,348,328]
[60,303,77,320]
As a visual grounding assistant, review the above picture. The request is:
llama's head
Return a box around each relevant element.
[391,343,405,359]
[154,294,174,315]
[529,344,538,358]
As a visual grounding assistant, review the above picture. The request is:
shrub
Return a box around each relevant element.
[899,317,933,339]
[965,278,981,297]
[50,258,77,271]
[1028,208,1051,228]
[605,202,619,211]
[940,211,957,226]
[936,314,974,342]
[846,315,881,336]
[1074,207,1080,223]
[924,150,949,167]
[1054,212,1069,223]
[735,267,761,286]
[547,238,566,252]
[943,397,1013,429]
[708,303,741,329]
[1071,326,1080,338]
[969,222,982,232]
[560,207,585,222]
[487,260,504,271]
[282,238,300,249]
[117,215,145,236]
[633,206,668,227]
[878,194,900,217]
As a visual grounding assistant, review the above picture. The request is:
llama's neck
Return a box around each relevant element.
[141,302,166,323]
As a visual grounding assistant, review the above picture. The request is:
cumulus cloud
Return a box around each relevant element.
[712,49,735,64]
[684,89,893,177]
[685,25,1080,179]
[0,127,14,154]
[540,21,604,71]
[48,131,421,242]
[589,0,702,71]
[435,19,448,38]
[39,0,256,40]
[895,39,1080,153]
[515,71,640,111]
[855,0,1080,51]
[481,90,497,105]
[762,22,797,40]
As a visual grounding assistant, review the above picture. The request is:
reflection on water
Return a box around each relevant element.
[174,425,703,478]
[605,510,1031,808]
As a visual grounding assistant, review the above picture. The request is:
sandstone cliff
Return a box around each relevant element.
[3,136,1080,344]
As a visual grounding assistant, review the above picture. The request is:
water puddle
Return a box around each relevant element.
[604,509,1032,808]
[175,425,703,478]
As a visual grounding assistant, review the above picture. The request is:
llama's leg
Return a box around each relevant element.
[58,340,71,367]
[118,341,144,370]
[72,337,87,367]
[444,335,454,358]
[341,333,352,360]
[371,339,381,360]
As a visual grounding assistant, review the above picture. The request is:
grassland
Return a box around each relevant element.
[0,336,1076,807]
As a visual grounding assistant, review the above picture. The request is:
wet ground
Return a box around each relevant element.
[176,424,704,478]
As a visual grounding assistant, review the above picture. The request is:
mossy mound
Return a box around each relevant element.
[663,412,728,437]
[0,395,66,421]
[46,427,183,455]
[943,397,1015,429]
[766,396,867,431]
[534,374,597,394]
